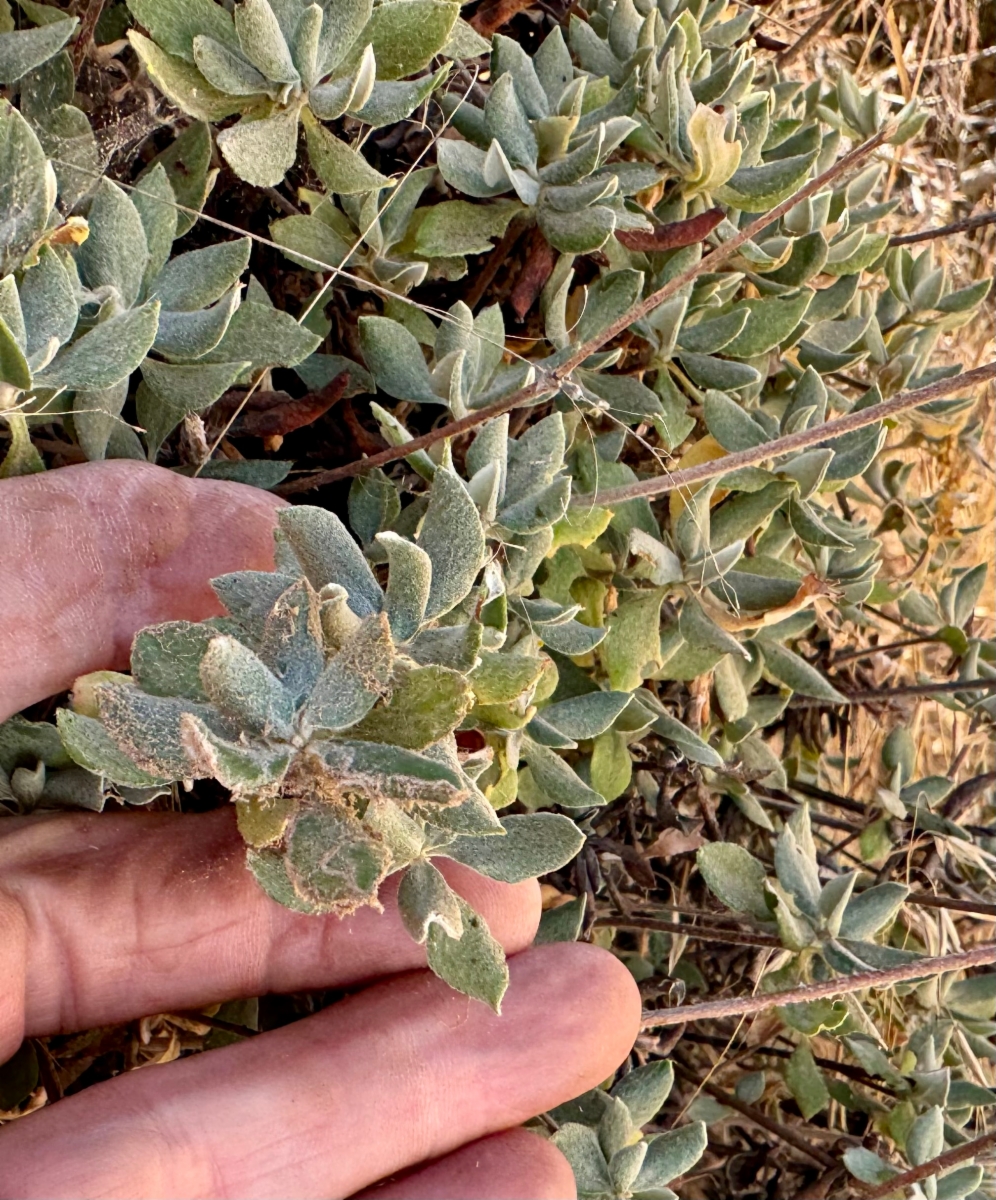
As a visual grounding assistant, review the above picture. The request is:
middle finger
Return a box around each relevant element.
[1,808,539,1047]
[0,943,640,1199]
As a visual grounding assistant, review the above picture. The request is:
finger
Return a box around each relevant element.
[0,460,283,720]
[0,807,539,1057]
[353,1129,576,1200]
[0,944,639,1200]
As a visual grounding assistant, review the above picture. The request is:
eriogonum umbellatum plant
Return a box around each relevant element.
[1,0,994,1190]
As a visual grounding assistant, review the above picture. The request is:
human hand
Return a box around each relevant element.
[0,462,641,1199]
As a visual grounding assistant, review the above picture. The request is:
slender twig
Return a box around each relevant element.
[683,1030,896,1096]
[775,0,850,68]
[640,942,996,1030]
[788,677,996,707]
[165,1012,258,1038]
[72,0,105,75]
[672,1064,845,1172]
[906,893,996,919]
[277,128,895,494]
[595,915,781,949]
[889,211,996,245]
[862,1131,996,1200]
[581,362,996,507]
[760,794,859,832]
[785,780,866,815]
[830,636,939,665]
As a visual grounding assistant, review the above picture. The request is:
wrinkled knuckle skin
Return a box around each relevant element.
[0,886,28,1062]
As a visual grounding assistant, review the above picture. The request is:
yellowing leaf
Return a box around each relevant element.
[684,104,742,196]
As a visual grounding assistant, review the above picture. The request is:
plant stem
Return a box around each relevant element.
[672,1063,845,1172]
[785,780,867,814]
[830,636,939,664]
[640,941,996,1030]
[774,0,851,69]
[788,677,996,706]
[906,893,996,919]
[277,127,895,495]
[889,212,996,246]
[861,1131,996,1199]
[595,914,781,949]
[580,361,996,508]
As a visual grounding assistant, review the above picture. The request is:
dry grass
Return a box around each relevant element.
[770,0,996,796]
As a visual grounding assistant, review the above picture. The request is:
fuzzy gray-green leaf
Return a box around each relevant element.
[398,858,464,942]
[304,613,393,731]
[36,301,161,391]
[0,15,77,84]
[758,639,846,702]
[696,841,770,919]
[425,895,508,1011]
[634,1121,708,1190]
[521,739,606,809]
[376,531,432,642]
[442,813,583,883]
[57,707,169,787]
[152,239,252,312]
[418,468,486,620]
[199,635,296,737]
[278,505,383,616]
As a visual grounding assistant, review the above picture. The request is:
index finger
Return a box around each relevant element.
[0,460,283,720]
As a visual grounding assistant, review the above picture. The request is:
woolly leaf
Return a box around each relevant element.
[217,109,301,188]
[355,0,458,80]
[0,101,55,275]
[758,639,846,702]
[303,111,393,194]
[784,1042,829,1120]
[612,1060,674,1127]
[521,739,605,809]
[199,635,296,736]
[839,883,909,940]
[539,691,632,740]
[600,588,666,692]
[359,316,438,403]
[425,896,508,1011]
[131,620,215,701]
[317,739,468,806]
[634,1122,708,1190]
[152,239,252,312]
[350,664,472,750]
[376,531,432,642]
[279,506,383,616]
[36,302,161,391]
[56,708,169,787]
[0,15,77,84]
[697,842,769,919]
[443,813,584,883]
[398,858,464,942]
[419,468,486,620]
[414,199,523,259]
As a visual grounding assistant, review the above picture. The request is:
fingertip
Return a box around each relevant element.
[506,942,643,1095]
[354,1128,576,1200]
[0,891,27,1064]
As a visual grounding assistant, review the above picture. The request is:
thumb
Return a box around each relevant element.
[0,460,285,721]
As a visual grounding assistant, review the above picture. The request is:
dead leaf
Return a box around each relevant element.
[510,230,556,321]
[616,207,725,253]
[645,825,705,859]
[207,372,348,440]
[700,572,840,632]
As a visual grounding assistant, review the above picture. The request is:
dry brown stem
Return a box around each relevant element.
[277,128,895,495]
[641,941,996,1030]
